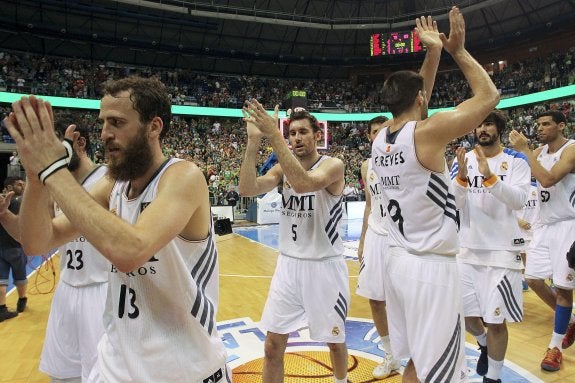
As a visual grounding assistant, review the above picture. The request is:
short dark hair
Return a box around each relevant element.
[103,76,172,139]
[382,71,424,117]
[289,110,320,132]
[368,116,389,134]
[538,110,567,125]
[4,176,23,189]
[480,109,507,137]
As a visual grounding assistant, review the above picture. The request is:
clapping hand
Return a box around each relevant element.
[243,99,280,138]
[455,147,468,181]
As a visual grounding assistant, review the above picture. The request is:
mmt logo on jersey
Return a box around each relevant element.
[217,317,542,382]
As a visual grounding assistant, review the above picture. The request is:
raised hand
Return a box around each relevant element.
[415,15,442,51]
[455,147,468,181]
[242,109,264,140]
[3,96,68,180]
[474,144,494,179]
[0,191,15,216]
[440,6,465,56]
[509,129,530,152]
[243,99,280,138]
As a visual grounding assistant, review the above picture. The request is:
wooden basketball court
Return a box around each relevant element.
[1,230,574,382]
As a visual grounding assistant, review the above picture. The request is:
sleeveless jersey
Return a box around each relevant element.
[57,165,110,287]
[100,158,227,382]
[451,147,530,252]
[371,121,459,255]
[366,159,388,236]
[279,155,345,260]
[536,139,575,224]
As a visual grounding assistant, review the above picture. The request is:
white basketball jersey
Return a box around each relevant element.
[366,159,388,236]
[57,165,110,287]
[100,158,227,382]
[536,139,575,224]
[279,155,345,260]
[371,121,459,255]
[451,148,530,251]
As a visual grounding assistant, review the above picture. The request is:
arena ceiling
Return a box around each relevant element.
[1,0,575,78]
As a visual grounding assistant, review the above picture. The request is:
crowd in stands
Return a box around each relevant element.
[1,48,575,112]
[1,48,575,203]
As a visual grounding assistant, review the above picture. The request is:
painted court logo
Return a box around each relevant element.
[217,317,542,382]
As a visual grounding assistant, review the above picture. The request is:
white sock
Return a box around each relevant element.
[381,335,392,355]
[334,376,347,383]
[475,332,487,347]
[549,332,564,350]
[485,356,504,380]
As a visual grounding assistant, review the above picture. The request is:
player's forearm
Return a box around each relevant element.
[452,50,499,110]
[486,180,529,210]
[238,138,262,196]
[19,179,58,254]
[267,133,312,193]
[517,148,557,187]
[44,170,154,272]
[452,180,468,209]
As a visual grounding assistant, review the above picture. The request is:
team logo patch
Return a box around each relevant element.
[567,273,574,282]
[331,326,340,336]
[218,317,542,382]
[385,145,391,153]
[501,161,508,171]
[494,307,501,316]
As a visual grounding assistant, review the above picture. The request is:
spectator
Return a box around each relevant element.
[0,176,28,322]
[225,185,240,208]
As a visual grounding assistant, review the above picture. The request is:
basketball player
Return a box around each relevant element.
[39,121,109,383]
[4,77,229,382]
[356,16,444,379]
[0,121,109,382]
[239,106,349,383]
[509,110,575,372]
[451,110,531,383]
[371,6,500,382]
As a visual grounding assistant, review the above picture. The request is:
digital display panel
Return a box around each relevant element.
[370,31,425,56]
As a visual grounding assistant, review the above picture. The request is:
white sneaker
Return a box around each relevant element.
[373,354,401,379]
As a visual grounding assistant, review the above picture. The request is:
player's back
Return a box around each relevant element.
[372,121,459,255]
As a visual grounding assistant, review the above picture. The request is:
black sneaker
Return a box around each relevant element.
[0,309,18,322]
[17,297,27,313]
[477,343,488,376]
[483,378,501,383]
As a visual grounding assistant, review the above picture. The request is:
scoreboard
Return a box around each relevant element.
[370,31,425,56]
